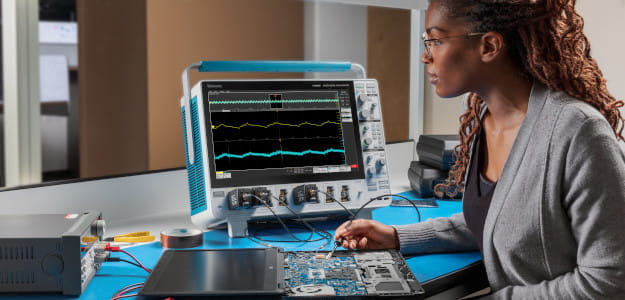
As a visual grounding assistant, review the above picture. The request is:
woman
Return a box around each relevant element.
[335,0,625,298]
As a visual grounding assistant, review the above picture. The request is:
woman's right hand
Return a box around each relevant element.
[334,219,400,250]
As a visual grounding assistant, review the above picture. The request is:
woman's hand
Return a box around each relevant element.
[334,219,400,250]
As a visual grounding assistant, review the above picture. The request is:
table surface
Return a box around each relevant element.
[3,191,482,300]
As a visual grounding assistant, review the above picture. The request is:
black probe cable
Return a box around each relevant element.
[110,282,144,300]
[271,195,333,248]
[106,257,143,270]
[350,193,421,224]
[250,195,310,242]
[271,195,330,232]
[264,195,332,243]
[316,190,357,219]
[250,195,330,244]
[246,195,332,248]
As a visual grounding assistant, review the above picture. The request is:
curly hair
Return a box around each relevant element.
[433,0,625,197]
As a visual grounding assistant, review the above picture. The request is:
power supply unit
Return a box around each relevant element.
[0,210,105,296]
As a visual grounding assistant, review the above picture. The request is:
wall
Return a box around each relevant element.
[145,0,304,171]
[78,0,149,177]
[422,0,625,135]
[79,0,304,177]
[576,0,625,101]
[303,3,411,141]
[423,86,463,135]
[367,7,411,141]
[304,1,368,79]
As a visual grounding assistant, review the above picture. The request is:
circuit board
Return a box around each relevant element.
[284,250,423,297]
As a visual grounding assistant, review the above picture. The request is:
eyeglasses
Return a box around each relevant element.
[421,32,485,58]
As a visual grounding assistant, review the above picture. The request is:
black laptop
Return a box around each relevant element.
[139,247,424,298]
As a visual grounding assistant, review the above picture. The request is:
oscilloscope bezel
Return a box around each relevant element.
[199,79,367,189]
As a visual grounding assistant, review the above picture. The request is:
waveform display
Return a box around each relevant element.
[214,148,345,160]
[209,99,338,105]
[212,120,340,130]
[210,110,345,171]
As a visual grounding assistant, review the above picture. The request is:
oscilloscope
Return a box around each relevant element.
[180,61,391,237]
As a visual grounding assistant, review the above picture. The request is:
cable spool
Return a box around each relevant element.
[160,228,203,248]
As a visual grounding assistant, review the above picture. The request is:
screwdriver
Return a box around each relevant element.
[326,237,344,259]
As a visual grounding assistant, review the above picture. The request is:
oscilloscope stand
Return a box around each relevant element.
[180,61,390,238]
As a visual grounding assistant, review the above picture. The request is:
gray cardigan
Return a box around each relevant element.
[394,82,625,299]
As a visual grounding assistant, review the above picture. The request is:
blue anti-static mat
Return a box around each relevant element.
[9,192,481,300]
[375,191,482,282]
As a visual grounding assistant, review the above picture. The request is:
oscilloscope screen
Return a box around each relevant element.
[210,109,346,171]
[202,81,365,187]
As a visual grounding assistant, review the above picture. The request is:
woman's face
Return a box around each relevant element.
[422,1,483,98]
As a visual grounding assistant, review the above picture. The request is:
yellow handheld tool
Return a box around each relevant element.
[111,231,155,243]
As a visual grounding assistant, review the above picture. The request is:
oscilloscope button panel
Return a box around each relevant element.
[354,80,390,194]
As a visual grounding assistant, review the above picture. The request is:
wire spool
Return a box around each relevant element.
[160,228,203,248]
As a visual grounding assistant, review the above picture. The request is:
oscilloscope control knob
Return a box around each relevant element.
[357,94,369,105]
[369,101,377,110]
[367,167,376,177]
[358,94,375,120]
[375,159,387,174]
[359,109,370,119]
[362,137,373,149]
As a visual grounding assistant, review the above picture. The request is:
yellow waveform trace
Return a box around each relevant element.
[212,120,340,130]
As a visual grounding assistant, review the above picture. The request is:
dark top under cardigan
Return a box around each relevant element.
[463,128,496,253]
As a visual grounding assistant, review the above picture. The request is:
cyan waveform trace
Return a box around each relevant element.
[212,120,340,130]
[209,99,338,105]
[215,148,345,160]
